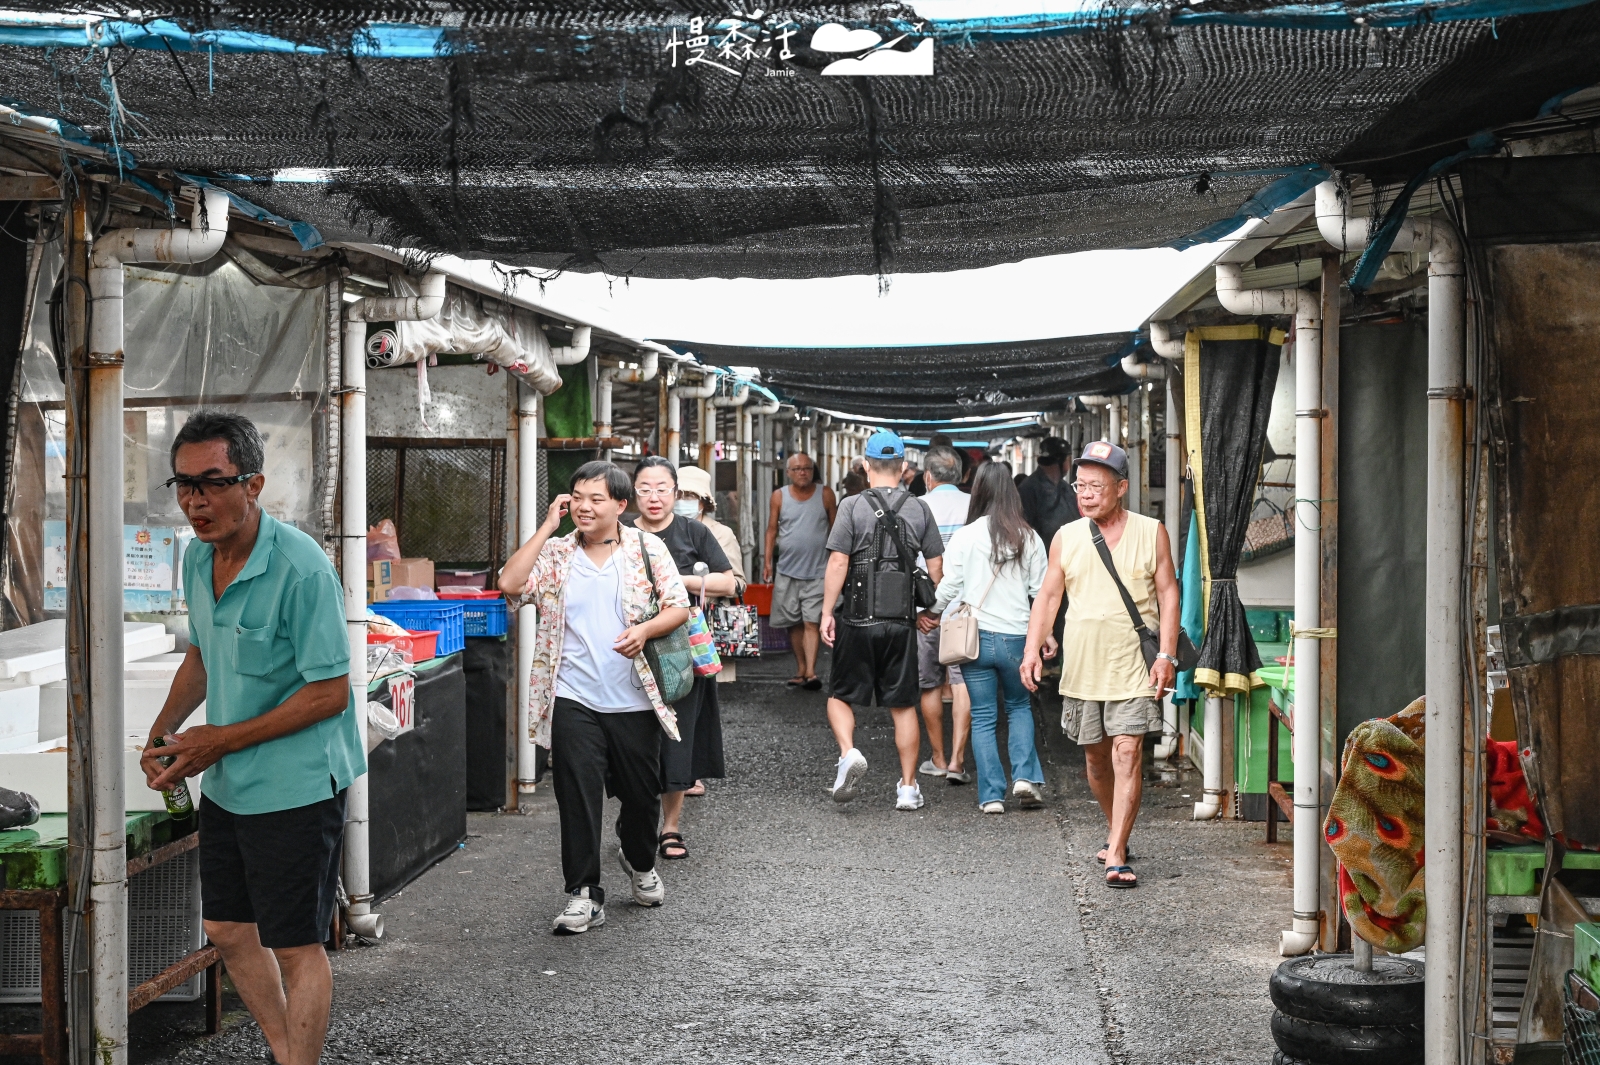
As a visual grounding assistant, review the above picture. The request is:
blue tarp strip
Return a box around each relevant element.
[1166,164,1333,251]
[0,19,457,56]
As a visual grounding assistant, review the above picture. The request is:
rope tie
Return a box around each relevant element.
[1289,623,1337,639]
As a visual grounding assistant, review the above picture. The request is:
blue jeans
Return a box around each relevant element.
[961,631,1045,805]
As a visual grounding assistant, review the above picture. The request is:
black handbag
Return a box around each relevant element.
[1088,520,1199,673]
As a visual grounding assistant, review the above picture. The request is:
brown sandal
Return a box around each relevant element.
[658,832,688,860]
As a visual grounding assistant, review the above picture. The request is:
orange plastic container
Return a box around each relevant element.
[368,629,440,662]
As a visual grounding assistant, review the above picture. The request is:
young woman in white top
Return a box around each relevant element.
[923,463,1049,813]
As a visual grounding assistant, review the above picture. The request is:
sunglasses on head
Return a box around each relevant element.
[161,471,257,496]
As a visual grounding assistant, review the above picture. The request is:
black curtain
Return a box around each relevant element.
[1189,328,1279,695]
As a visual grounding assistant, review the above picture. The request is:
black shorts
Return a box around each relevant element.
[200,791,346,949]
[829,621,919,708]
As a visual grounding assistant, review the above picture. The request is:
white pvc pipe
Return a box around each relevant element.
[595,350,659,439]
[742,396,780,574]
[549,323,591,365]
[1317,183,1466,1035]
[341,270,445,940]
[668,373,717,467]
[516,383,539,795]
[84,186,229,1062]
[1193,696,1224,820]
[1150,323,1184,764]
[1121,352,1167,380]
[708,382,749,500]
[1214,261,1322,955]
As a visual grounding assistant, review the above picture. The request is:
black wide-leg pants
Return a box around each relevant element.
[550,697,663,905]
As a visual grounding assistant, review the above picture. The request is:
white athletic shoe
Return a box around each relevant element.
[617,846,665,908]
[981,800,1006,815]
[551,888,605,935]
[832,748,868,803]
[917,759,946,778]
[1012,780,1045,809]
[895,781,926,811]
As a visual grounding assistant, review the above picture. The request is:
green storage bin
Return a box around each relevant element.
[1247,609,1283,642]
[1485,845,1600,896]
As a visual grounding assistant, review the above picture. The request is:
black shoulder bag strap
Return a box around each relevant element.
[1088,520,1198,673]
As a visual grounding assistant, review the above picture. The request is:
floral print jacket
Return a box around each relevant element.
[513,526,690,748]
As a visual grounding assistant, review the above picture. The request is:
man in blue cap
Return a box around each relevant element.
[820,429,947,810]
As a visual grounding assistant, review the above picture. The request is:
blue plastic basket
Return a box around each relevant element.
[371,600,465,656]
[459,598,507,637]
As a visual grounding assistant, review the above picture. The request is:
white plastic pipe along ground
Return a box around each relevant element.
[1193,696,1225,820]
[668,374,717,466]
[341,270,445,940]
[1319,179,1467,1059]
[1214,261,1322,956]
[85,186,230,1061]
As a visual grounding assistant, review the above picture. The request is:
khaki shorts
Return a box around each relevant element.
[771,574,825,629]
[1061,697,1162,745]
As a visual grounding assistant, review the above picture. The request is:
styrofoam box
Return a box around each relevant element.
[38,676,206,739]
[0,738,201,813]
[0,848,203,1003]
[0,686,40,752]
[0,622,174,690]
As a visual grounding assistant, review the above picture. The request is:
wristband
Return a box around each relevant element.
[1155,652,1179,666]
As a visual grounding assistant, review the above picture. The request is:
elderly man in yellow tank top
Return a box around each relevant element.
[1022,441,1180,890]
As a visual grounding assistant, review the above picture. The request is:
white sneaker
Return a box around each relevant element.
[551,888,605,935]
[832,748,868,803]
[895,781,926,810]
[617,846,665,908]
[1012,780,1044,809]
[981,800,1006,815]
[917,759,946,778]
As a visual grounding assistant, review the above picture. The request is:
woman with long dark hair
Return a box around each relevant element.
[626,456,736,859]
[924,462,1049,813]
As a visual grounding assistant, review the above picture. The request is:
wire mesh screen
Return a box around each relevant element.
[369,441,505,570]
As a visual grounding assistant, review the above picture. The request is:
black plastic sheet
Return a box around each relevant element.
[1186,326,1278,695]
[463,636,512,812]
[369,652,467,901]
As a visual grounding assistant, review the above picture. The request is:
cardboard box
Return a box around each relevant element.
[389,557,434,591]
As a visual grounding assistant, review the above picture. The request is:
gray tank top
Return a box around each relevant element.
[776,485,829,580]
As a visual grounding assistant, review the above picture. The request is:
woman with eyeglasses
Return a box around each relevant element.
[626,456,736,861]
[922,462,1049,814]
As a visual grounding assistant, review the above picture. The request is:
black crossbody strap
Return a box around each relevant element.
[1089,521,1154,639]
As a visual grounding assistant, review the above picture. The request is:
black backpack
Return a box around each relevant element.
[841,489,938,622]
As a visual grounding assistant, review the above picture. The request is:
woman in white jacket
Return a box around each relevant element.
[924,463,1049,813]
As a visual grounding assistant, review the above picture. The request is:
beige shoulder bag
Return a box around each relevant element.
[938,561,1001,666]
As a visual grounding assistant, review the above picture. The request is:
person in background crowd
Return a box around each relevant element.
[914,445,974,786]
[900,459,920,492]
[626,457,736,861]
[1019,436,1079,674]
[500,461,690,932]
[820,429,946,810]
[146,411,365,1065]
[1021,442,1180,890]
[841,468,868,498]
[1019,437,1079,551]
[680,463,745,692]
[923,463,1048,814]
[764,451,836,691]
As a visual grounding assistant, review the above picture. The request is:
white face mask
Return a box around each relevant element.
[673,499,701,519]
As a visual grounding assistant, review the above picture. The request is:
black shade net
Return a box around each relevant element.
[1189,328,1278,695]
[672,333,1133,419]
[0,3,1597,280]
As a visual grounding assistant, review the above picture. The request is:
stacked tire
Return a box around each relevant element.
[1269,954,1425,1065]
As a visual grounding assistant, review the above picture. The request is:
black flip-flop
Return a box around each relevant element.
[658,831,688,860]
[1105,864,1138,889]
[802,677,822,690]
[1096,839,1135,864]
[785,676,806,688]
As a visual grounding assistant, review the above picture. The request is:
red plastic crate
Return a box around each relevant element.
[368,629,440,662]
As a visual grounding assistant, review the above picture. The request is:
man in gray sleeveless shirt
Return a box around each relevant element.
[763,452,837,689]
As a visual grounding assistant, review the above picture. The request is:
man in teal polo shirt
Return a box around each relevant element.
[142,410,363,1065]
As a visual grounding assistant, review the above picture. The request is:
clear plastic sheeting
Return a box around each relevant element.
[377,273,562,395]
[8,244,328,622]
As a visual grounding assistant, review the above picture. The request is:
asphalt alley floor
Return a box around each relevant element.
[33,658,1292,1065]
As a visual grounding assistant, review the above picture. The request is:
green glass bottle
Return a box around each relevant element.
[149,735,194,817]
